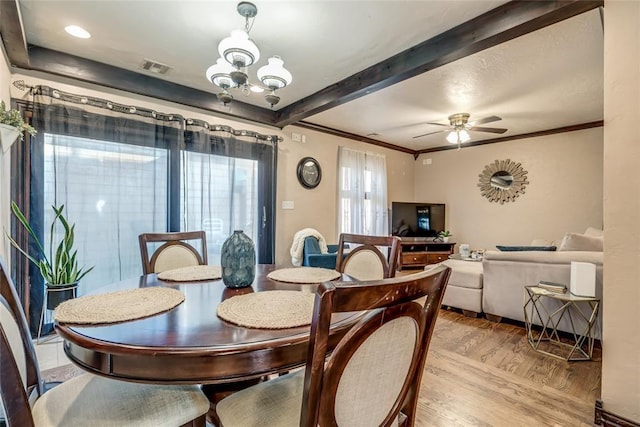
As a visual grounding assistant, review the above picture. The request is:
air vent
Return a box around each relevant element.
[140,59,171,75]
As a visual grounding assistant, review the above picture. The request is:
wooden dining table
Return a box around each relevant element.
[54,264,357,386]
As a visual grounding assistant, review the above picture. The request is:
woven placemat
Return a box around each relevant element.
[55,287,185,325]
[217,290,316,329]
[157,265,222,282]
[266,267,341,284]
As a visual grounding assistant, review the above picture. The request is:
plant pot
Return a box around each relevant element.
[442,236,450,243]
[46,283,78,310]
[0,123,20,152]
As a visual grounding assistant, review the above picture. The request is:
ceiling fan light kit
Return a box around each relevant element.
[205,2,292,107]
[413,112,507,150]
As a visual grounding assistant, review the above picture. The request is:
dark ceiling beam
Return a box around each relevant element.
[25,46,278,126]
[296,121,416,155]
[416,121,604,155]
[274,0,603,128]
[0,0,29,67]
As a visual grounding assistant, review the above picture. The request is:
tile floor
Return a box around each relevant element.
[34,334,70,371]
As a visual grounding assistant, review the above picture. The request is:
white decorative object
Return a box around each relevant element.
[570,261,596,297]
[0,123,20,152]
[459,244,470,259]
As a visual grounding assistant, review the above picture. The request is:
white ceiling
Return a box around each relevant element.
[15,1,604,152]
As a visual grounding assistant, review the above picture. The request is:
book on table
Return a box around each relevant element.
[537,281,567,293]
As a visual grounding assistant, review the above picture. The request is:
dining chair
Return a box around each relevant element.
[335,233,401,280]
[216,265,451,427]
[0,256,210,427]
[139,231,208,274]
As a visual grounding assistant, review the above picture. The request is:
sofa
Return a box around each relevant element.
[434,228,604,336]
[482,228,604,336]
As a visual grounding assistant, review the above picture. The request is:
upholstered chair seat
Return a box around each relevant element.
[31,374,210,427]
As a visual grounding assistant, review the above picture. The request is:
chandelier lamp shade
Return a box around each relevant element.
[206,2,293,107]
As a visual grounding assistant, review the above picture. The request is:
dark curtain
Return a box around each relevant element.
[15,85,277,336]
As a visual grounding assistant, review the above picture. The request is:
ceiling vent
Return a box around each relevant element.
[140,59,171,75]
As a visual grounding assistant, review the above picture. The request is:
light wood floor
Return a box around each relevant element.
[415,309,600,426]
[41,308,601,426]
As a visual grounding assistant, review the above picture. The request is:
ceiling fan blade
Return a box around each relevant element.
[425,122,450,127]
[412,129,449,139]
[471,115,502,126]
[468,126,507,134]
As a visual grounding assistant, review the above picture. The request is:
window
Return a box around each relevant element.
[43,134,168,292]
[337,147,388,236]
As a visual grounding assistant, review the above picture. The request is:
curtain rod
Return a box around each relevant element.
[12,80,282,143]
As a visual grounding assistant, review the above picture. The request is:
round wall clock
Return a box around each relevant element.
[296,157,322,189]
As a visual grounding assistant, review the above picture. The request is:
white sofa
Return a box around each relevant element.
[483,226,604,337]
[482,250,603,329]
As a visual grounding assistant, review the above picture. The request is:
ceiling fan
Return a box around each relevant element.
[412,113,507,148]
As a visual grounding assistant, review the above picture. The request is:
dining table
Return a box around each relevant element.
[54,264,357,386]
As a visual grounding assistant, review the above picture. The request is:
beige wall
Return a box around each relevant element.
[0,44,13,263]
[602,0,640,422]
[276,127,414,266]
[8,72,415,268]
[413,128,603,251]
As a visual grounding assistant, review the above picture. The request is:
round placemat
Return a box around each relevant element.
[217,290,316,329]
[54,287,185,325]
[157,265,222,282]
[266,267,341,284]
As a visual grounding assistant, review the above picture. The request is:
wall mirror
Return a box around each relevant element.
[297,157,322,189]
[478,159,528,204]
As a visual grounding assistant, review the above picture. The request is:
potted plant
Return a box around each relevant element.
[6,201,93,309]
[0,101,37,151]
[438,230,452,243]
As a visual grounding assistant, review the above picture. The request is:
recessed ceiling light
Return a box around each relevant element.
[65,25,91,39]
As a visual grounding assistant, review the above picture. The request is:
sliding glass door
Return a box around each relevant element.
[15,95,276,334]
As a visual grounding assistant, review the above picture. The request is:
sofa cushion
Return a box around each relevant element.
[496,245,557,252]
[439,259,483,290]
[558,232,603,252]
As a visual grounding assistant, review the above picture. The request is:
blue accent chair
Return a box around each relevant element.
[302,236,340,269]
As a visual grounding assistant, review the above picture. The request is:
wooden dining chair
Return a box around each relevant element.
[0,256,211,427]
[335,233,401,280]
[216,265,451,427]
[139,231,208,274]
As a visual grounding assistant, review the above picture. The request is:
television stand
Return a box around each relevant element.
[398,237,455,270]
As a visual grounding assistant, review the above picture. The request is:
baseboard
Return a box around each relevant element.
[595,400,640,426]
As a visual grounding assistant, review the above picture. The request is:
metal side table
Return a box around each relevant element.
[523,286,600,361]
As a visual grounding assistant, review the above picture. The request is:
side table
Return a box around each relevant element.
[523,286,600,361]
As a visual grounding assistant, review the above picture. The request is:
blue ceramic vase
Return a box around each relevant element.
[221,230,256,288]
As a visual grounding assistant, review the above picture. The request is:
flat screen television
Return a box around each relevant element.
[391,202,445,238]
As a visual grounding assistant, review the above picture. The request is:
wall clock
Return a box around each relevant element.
[297,157,322,189]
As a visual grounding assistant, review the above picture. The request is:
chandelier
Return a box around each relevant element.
[206,2,293,107]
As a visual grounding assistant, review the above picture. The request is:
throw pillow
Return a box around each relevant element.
[496,245,557,252]
[558,232,603,252]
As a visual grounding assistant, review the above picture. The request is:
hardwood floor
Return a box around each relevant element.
[41,308,601,426]
[416,309,601,426]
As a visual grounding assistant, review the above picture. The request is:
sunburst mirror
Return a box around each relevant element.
[478,159,529,204]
